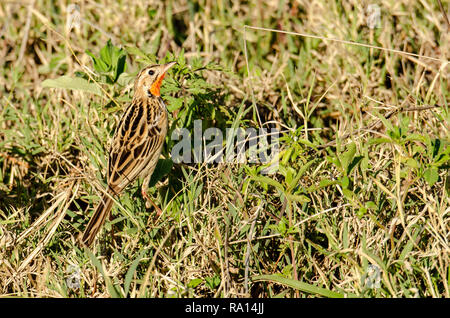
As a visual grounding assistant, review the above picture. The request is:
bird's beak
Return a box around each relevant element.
[162,61,177,74]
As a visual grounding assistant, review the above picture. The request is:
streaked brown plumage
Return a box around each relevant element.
[81,62,176,246]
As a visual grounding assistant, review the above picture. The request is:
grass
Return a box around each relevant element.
[0,0,449,298]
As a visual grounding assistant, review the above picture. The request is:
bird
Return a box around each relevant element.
[81,61,177,246]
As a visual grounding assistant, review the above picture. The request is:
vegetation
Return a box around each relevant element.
[0,0,448,298]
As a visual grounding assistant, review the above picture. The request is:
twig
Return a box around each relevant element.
[437,0,450,31]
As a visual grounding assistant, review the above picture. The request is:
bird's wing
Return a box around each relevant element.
[107,99,167,193]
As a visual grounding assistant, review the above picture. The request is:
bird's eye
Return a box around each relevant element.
[148,70,155,76]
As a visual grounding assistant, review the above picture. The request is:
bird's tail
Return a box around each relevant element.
[80,195,115,246]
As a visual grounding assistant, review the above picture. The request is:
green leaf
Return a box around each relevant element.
[187,278,203,289]
[423,168,439,186]
[348,156,363,175]
[282,147,294,165]
[404,133,426,143]
[435,153,449,166]
[148,158,173,188]
[342,188,355,200]
[357,207,367,218]
[307,179,337,192]
[431,139,442,158]
[250,174,284,191]
[178,48,186,67]
[296,138,315,148]
[124,249,146,296]
[86,50,109,73]
[205,275,221,290]
[340,176,350,189]
[114,54,127,82]
[406,158,419,169]
[165,96,184,112]
[368,137,392,145]
[340,142,356,175]
[147,8,157,18]
[287,158,317,191]
[366,201,377,210]
[116,72,135,87]
[277,217,288,235]
[100,40,112,66]
[251,274,351,298]
[285,193,310,203]
[42,76,103,96]
[399,226,421,261]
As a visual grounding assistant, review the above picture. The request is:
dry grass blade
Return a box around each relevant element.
[8,181,78,285]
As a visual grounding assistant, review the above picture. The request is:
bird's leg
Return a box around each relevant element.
[141,176,163,216]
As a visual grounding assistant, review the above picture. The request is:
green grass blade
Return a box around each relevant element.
[251,274,352,298]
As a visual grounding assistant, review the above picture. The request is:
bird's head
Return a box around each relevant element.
[134,61,177,98]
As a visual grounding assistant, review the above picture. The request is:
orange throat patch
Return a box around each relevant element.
[149,73,165,97]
